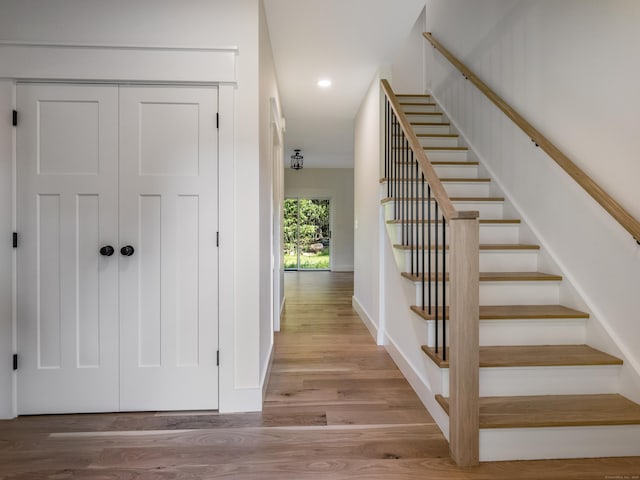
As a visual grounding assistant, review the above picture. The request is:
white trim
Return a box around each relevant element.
[217,84,238,412]
[261,343,274,401]
[352,296,378,342]
[332,264,354,272]
[10,81,17,419]
[0,43,236,84]
[0,40,238,51]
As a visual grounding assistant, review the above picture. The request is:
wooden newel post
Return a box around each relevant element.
[448,216,480,466]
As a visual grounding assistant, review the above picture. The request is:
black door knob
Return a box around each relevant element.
[120,245,135,256]
[99,245,115,256]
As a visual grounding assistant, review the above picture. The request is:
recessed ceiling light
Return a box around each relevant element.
[317,79,332,88]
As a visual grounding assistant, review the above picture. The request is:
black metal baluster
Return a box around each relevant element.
[442,215,447,362]
[410,150,414,275]
[414,154,419,276]
[427,184,432,314]
[421,173,426,310]
[434,201,439,355]
[393,114,398,219]
[385,101,389,196]
[403,137,408,246]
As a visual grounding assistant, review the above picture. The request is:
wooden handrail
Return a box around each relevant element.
[380,79,477,222]
[424,32,640,243]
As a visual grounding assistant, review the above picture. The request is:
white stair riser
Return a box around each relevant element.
[401,104,438,113]
[411,124,451,135]
[387,223,521,244]
[411,281,561,306]
[480,425,640,461]
[419,318,586,347]
[380,181,490,197]
[383,200,504,220]
[440,365,620,397]
[442,182,491,197]
[417,136,460,148]
[396,96,431,103]
[433,164,479,178]
[396,249,539,273]
[479,319,587,346]
[405,112,445,123]
[424,149,468,162]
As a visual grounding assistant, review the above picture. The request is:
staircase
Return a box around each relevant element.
[381,92,640,461]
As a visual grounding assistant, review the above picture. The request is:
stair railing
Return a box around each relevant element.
[381,79,480,467]
[423,32,640,245]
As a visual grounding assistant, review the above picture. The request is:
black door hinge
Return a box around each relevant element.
[216,232,219,247]
[216,350,219,366]
[12,110,17,127]
[12,354,18,370]
[12,232,18,248]
[216,113,219,129]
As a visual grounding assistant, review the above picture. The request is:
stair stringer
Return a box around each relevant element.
[430,91,640,405]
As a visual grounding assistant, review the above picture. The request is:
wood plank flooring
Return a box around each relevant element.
[1,272,639,479]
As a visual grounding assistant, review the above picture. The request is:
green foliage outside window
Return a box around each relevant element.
[284,198,330,270]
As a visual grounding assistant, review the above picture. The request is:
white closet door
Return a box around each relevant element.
[118,86,219,411]
[17,84,119,414]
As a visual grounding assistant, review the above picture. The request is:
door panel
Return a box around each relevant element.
[118,86,219,411]
[17,84,219,414]
[17,84,119,414]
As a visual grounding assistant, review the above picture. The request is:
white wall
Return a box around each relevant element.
[284,168,354,272]
[424,0,640,397]
[0,0,266,415]
[391,7,427,94]
[258,0,283,392]
[353,73,384,339]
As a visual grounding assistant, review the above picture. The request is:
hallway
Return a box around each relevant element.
[0,272,639,478]
[265,272,435,427]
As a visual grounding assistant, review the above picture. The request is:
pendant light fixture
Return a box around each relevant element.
[290,149,303,170]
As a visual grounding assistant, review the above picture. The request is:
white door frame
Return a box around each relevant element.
[270,98,284,332]
[0,41,238,417]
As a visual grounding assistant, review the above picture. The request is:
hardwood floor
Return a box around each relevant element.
[1,271,639,479]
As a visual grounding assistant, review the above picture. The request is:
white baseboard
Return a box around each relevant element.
[352,296,378,343]
[332,265,354,272]
[261,343,275,401]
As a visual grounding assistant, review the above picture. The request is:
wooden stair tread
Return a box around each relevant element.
[387,218,520,225]
[416,133,459,138]
[379,177,490,183]
[396,94,431,98]
[435,394,640,428]
[401,271,562,282]
[424,146,467,151]
[422,344,621,368]
[410,304,588,321]
[399,102,437,106]
[393,160,479,166]
[381,196,504,203]
[395,243,539,251]
[410,122,451,126]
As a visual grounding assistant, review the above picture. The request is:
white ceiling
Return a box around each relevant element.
[264,0,425,168]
